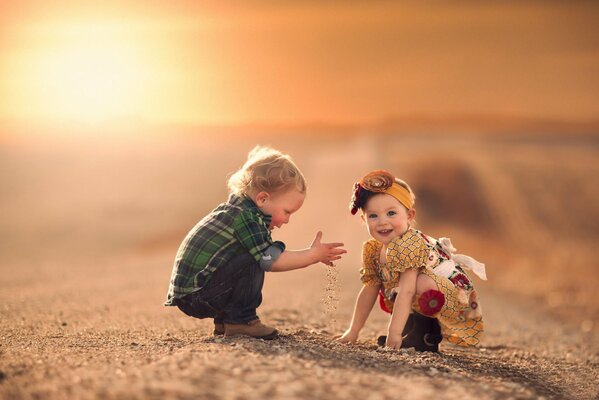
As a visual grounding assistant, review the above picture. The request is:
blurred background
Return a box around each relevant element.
[1,1,598,335]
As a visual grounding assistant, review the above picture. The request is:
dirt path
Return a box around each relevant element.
[1,133,597,399]
[1,254,597,400]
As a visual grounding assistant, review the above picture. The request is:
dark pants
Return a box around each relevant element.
[175,253,265,324]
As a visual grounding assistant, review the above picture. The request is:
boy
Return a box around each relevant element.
[165,146,346,339]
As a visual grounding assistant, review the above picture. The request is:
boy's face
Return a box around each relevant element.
[255,187,305,229]
[362,193,415,245]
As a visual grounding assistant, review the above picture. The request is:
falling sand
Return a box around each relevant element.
[322,265,340,328]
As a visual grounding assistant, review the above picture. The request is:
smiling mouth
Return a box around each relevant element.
[378,229,393,235]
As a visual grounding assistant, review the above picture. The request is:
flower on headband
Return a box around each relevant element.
[418,290,445,316]
[360,170,395,193]
[350,170,398,215]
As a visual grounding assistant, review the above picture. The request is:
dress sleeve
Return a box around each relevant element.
[233,211,279,263]
[359,240,381,286]
[386,230,429,273]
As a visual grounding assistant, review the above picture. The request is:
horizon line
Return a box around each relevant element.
[1,113,599,136]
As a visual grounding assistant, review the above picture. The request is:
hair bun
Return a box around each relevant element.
[360,170,395,192]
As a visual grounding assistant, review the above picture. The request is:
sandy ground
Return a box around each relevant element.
[1,131,598,399]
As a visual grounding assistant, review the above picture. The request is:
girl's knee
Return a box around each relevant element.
[416,274,438,295]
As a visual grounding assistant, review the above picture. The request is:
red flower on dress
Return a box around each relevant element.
[418,290,445,316]
[378,290,392,314]
[450,273,470,289]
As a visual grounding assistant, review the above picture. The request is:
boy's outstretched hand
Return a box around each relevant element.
[310,231,346,266]
[269,232,346,272]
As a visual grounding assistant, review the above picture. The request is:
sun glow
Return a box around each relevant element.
[5,21,154,124]
[39,41,143,121]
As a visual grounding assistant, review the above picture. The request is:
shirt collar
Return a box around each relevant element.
[228,193,273,226]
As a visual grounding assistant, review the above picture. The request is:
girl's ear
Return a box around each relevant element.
[407,208,416,222]
[254,191,270,207]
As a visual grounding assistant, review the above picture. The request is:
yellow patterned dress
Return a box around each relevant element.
[360,228,484,346]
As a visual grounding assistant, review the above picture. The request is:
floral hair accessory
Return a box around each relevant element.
[349,183,363,215]
[349,169,414,214]
[418,289,445,316]
[360,170,395,192]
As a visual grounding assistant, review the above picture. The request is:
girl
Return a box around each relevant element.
[338,170,486,350]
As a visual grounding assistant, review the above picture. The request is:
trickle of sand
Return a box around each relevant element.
[321,265,340,327]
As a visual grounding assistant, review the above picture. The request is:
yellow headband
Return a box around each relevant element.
[350,170,414,215]
[384,183,414,210]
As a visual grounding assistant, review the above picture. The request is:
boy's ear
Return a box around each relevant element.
[254,191,270,206]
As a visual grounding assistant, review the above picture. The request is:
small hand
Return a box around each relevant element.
[385,331,403,350]
[310,231,346,267]
[336,329,358,344]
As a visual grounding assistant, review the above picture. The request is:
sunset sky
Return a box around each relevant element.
[1,1,598,127]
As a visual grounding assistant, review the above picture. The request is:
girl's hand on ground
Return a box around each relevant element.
[310,231,346,266]
[385,332,403,350]
[336,329,358,344]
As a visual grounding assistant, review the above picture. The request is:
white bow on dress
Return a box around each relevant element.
[436,237,487,281]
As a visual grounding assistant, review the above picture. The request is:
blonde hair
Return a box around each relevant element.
[227,146,307,196]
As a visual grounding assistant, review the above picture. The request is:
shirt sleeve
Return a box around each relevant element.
[360,240,381,286]
[258,242,285,271]
[386,230,429,273]
[233,211,283,263]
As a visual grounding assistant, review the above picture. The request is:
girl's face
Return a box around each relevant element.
[362,193,415,244]
[255,187,305,230]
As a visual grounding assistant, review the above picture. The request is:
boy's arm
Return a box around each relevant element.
[269,248,318,272]
[270,231,346,272]
[385,269,418,349]
[338,284,380,343]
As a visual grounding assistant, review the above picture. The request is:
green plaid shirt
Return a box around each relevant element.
[164,194,285,306]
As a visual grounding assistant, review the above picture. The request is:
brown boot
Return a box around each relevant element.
[224,319,278,340]
[213,321,225,336]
